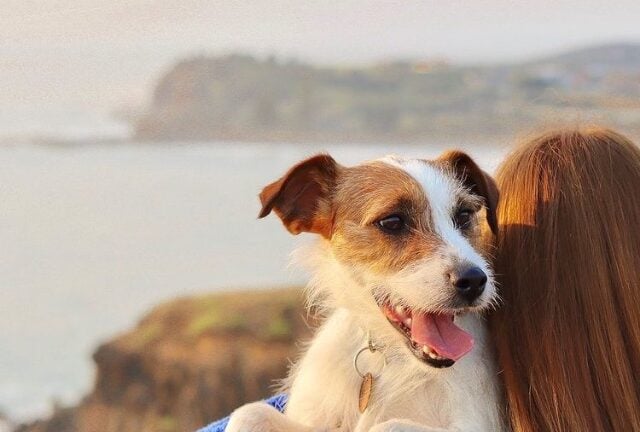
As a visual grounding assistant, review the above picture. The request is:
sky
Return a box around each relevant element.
[1,0,640,119]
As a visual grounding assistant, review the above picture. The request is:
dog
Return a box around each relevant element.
[227,151,504,432]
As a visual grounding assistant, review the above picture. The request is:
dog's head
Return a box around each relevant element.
[259,152,499,368]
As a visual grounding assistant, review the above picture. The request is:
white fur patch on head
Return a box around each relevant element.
[379,155,460,236]
[388,158,460,228]
[379,156,495,307]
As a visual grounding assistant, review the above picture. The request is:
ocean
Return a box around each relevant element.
[0,141,507,422]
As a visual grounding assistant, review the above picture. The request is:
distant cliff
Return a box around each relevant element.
[17,288,312,432]
[134,44,640,143]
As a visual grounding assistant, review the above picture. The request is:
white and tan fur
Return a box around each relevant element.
[227,151,504,432]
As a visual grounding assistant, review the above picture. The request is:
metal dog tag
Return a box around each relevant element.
[358,372,373,412]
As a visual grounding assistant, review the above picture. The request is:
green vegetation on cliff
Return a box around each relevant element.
[135,44,640,142]
[18,288,311,432]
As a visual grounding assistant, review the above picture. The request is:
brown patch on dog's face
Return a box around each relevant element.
[329,161,442,274]
[452,190,486,249]
[259,154,493,277]
[435,150,499,235]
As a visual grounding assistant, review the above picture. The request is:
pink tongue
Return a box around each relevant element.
[411,312,474,361]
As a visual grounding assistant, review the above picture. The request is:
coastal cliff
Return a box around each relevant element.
[17,288,312,432]
[134,44,640,143]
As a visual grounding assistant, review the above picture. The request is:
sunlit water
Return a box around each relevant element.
[0,141,509,422]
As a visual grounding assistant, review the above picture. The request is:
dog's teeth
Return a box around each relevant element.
[422,345,447,360]
[395,305,404,315]
[403,318,412,327]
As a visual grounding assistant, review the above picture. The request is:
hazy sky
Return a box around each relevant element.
[2,1,640,114]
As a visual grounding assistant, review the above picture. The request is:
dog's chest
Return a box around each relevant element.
[285,311,459,430]
[352,367,452,430]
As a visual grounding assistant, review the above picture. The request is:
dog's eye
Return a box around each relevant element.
[376,214,405,234]
[453,209,474,230]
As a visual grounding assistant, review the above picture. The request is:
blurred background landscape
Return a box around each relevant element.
[2,1,640,431]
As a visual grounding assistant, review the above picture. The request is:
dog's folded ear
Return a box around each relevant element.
[438,150,499,235]
[258,154,339,238]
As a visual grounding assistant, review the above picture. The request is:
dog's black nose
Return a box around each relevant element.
[452,266,487,303]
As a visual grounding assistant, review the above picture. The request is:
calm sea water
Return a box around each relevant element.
[0,141,508,422]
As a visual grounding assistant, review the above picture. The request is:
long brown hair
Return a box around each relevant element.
[489,127,640,431]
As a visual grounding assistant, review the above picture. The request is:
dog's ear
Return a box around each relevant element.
[438,150,499,235]
[258,154,339,238]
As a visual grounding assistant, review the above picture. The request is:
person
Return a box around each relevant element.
[488,127,640,431]
[197,395,287,432]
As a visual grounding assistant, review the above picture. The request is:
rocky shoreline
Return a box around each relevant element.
[17,288,312,432]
